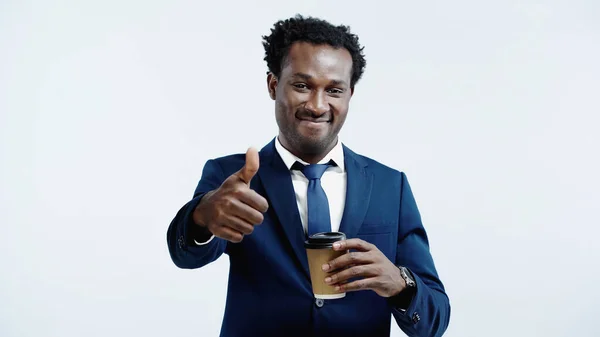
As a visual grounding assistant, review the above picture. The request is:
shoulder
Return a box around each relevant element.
[206,153,246,176]
[343,145,412,195]
[344,145,405,178]
[206,138,277,175]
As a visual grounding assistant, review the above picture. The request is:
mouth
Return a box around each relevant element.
[297,117,330,124]
[297,118,331,130]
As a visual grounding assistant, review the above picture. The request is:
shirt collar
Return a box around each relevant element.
[275,136,345,172]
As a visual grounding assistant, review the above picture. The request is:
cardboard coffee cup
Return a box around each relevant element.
[304,232,348,299]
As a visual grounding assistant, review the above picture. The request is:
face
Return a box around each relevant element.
[267,42,354,162]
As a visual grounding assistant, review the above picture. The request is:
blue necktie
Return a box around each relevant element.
[292,160,335,236]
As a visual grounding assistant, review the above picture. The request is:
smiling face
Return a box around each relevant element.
[267,42,354,163]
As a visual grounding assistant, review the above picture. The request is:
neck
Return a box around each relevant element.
[298,153,327,164]
[278,135,337,164]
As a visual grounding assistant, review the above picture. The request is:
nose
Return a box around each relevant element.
[305,90,329,116]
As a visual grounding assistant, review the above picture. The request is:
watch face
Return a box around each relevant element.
[401,267,415,286]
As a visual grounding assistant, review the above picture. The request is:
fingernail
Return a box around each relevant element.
[333,242,340,249]
[335,286,341,291]
[325,277,331,283]
[322,264,330,271]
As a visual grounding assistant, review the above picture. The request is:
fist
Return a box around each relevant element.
[193,147,269,243]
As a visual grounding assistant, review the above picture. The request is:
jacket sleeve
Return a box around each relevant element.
[391,172,451,337]
[166,159,229,269]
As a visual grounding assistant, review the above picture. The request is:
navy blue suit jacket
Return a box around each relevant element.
[167,138,450,337]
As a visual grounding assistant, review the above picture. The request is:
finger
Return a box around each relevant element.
[332,238,374,252]
[228,199,264,225]
[237,189,269,213]
[222,214,255,235]
[325,264,379,285]
[334,277,380,293]
[213,225,244,243]
[235,147,260,185]
[322,251,373,272]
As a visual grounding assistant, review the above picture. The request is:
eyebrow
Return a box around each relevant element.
[292,72,348,87]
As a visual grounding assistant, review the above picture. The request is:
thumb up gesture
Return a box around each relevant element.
[192,148,269,243]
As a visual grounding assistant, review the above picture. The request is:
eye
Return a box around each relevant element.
[293,83,308,89]
[327,88,344,94]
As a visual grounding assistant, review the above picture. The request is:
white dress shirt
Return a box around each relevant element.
[195,137,346,245]
[274,136,346,234]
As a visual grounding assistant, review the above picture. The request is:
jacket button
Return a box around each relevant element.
[412,312,420,324]
[315,298,324,308]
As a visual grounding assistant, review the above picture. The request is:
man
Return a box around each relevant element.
[167,15,450,337]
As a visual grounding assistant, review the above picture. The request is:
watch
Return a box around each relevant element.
[391,266,416,311]
[398,266,416,288]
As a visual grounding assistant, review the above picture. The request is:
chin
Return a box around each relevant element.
[297,136,333,155]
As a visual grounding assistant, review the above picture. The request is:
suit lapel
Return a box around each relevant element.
[257,139,310,279]
[339,145,373,239]
[255,140,373,278]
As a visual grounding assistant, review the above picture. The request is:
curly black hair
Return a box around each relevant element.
[262,15,366,88]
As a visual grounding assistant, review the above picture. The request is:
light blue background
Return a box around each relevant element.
[1,1,599,336]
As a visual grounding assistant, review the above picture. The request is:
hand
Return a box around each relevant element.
[193,147,269,243]
[322,238,406,298]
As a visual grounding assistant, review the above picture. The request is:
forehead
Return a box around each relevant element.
[281,42,353,83]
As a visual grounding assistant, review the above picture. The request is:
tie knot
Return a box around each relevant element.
[292,160,335,180]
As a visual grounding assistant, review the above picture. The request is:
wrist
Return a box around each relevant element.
[398,266,416,289]
[193,191,214,227]
[394,270,407,296]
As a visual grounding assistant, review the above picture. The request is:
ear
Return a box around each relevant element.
[267,72,278,100]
